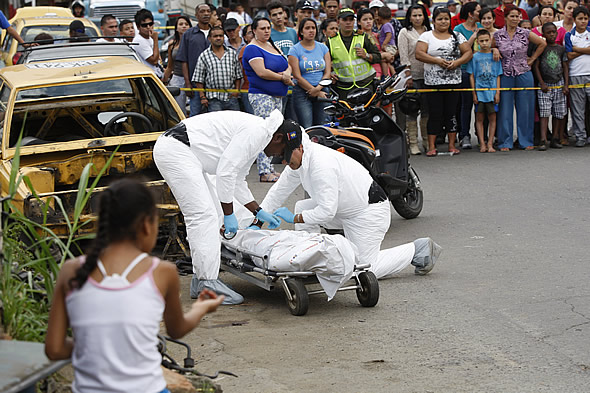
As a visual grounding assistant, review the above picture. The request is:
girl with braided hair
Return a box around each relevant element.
[45,179,223,393]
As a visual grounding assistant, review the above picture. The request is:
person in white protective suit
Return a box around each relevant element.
[259,120,441,279]
[153,109,293,304]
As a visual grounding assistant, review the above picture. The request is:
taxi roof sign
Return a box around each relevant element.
[25,59,107,69]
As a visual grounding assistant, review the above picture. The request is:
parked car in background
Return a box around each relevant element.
[1,9,100,66]
[82,0,168,38]
[0,57,185,252]
[16,41,141,64]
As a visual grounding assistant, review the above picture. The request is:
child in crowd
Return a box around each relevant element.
[45,179,224,392]
[519,19,533,30]
[467,29,503,153]
[564,6,590,147]
[376,6,397,78]
[533,22,569,150]
[119,19,135,42]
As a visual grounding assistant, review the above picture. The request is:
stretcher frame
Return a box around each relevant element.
[220,241,380,316]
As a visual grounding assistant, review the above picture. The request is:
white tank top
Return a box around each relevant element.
[66,253,166,393]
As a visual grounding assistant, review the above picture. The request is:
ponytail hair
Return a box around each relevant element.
[69,179,157,289]
[460,2,479,21]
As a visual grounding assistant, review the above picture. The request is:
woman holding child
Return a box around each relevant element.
[415,7,473,156]
[493,4,547,151]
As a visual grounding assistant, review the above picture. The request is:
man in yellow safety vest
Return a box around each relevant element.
[326,8,383,98]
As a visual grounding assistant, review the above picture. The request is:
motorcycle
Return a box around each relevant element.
[306,74,423,219]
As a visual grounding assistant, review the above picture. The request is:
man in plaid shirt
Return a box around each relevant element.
[192,26,243,112]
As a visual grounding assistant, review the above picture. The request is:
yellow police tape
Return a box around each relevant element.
[179,83,589,94]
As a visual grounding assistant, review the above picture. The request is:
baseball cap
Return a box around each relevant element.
[223,18,239,31]
[446,0,459,5]
[277,119,303,162]
[295,0,315,10]
[338,8,355,18]
[369,0,385,8]
[69,20,85,33]
[311,1,321,9]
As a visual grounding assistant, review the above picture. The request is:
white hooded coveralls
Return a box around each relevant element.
[260,137,415,279]
[153,110,284,279]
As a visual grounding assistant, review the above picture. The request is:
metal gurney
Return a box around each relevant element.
[220,230,379,316]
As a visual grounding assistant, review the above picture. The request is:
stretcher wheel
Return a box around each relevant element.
[356,271,379,307]
[285,278,309,316]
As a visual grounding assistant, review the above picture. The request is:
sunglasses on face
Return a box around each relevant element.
[140,21,154,28]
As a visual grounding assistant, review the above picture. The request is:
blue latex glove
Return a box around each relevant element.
[246,224,261,230]
[223,213,239,235]
[256,209,281,229]
[274,207,295,224]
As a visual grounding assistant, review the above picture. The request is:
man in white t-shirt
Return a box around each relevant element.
[132,9,163,78]
[564,6,590,146]
[226,3,246,27]
[96,14,126,43]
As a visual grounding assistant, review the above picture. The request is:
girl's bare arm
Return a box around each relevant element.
[45,261,77,360]
[160,262,223,339]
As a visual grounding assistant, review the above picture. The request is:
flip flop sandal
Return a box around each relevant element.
[426,149,438,157]
[449,148,460,154]
[260,173,280,182]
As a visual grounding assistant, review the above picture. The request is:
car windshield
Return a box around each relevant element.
[20,25,99,42]
[9,76,181,148]
[22,43,138,64]
[16,79,132,100]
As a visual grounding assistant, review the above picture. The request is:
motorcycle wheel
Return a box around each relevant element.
[391,167,423,219]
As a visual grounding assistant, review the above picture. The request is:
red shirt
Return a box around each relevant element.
[494,6,529,29]
[451,14,465,29]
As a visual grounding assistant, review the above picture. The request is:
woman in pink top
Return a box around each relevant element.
[532,6,567,44]
[46,179,223,393]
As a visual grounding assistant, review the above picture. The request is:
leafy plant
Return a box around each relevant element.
[0,132,119,341]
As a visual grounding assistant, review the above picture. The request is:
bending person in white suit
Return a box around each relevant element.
[259,120,441,279]
[154,109,292,304]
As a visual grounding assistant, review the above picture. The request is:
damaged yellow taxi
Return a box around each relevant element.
[0,57,188,256]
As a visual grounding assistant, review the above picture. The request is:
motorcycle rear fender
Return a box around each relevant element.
[355,108,409,186]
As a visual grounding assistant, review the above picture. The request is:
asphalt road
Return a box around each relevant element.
[169,145,590,392]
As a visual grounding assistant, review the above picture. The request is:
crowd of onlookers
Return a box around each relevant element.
[145,0,590,163]
[13,0,590,168]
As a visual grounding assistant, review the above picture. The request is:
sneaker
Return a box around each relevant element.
[550,139,562,149]
[190,276,244,305]
[575,139,586,147]
[461,136,472,149]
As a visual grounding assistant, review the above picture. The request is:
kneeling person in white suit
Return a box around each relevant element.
[154,110,291,304]
[259,120,440,279]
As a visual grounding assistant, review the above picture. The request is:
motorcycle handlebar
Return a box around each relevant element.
[379,76,396,91]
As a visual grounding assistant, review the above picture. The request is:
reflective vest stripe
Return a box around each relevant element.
[329,33,376,89]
